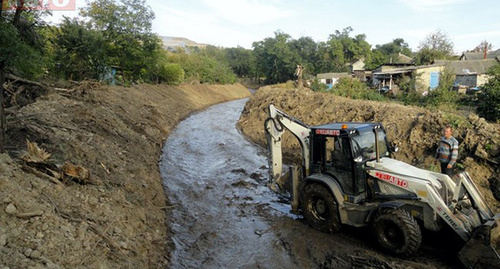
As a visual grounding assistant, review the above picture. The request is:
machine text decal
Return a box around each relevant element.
[315,129,340,136]
[375,172,408,188]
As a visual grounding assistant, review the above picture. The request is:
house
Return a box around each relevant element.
[434,59,499,88]
[459,48,500,60]
[372,64,445,94]
[317,73,351,89]
[351,59,366,81]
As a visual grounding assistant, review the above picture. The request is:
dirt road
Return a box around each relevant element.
[160,98,461,269]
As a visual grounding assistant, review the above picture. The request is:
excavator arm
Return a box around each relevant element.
[264,105,310,191]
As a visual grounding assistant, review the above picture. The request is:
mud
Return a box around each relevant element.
[0,83,250,268]
[160,98,461,268]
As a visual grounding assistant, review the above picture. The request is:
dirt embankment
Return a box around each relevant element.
[1,83,250,268]
[237,86,500,212]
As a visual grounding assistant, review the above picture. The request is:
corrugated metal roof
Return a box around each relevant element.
[434,59,499,74]
[317,72,351,79]
[460,48,500,60]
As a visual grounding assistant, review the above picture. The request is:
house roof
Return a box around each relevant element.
[434,59,499,75]
[459,48,500,60]
[317,72,351,79]
[394,53,414,64]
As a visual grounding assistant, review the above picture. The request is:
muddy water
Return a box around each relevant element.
[160,99,297,268]
[160,98,458,269]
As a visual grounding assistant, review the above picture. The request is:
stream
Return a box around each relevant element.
[159,98,296,268]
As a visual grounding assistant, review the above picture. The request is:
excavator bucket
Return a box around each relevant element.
[457,214,500,269]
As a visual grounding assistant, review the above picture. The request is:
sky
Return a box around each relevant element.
[49,0,500,54]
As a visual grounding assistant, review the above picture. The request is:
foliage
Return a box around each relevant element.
[310,78,328,92]
[173,51,237,84]
[423,68,458,109]
[51,18,108,80]
[476,64,500,121]
[398,68,459,109]
[0,14,46,79]
[157,63,184,85]
[252,31,300,84]
[224,46,255,78]
[79,0,162,83]
[331,77,386,101]
[415,29,454,65]
[369,38,413,69]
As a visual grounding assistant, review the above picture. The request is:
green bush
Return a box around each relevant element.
[423,68,458,109]
[179,54,237,84]
[331,77,386,101]
[310,78,328,92]
[158,63,184,85]
[477,64,500,121]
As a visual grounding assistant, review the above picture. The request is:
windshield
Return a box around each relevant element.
[352,130,389,160]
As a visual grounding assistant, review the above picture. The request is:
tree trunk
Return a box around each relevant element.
[13,0,25,28]
[0,63,5,153]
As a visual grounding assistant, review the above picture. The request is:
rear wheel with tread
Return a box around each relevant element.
[373,208,422,258]
[301,183,341,233]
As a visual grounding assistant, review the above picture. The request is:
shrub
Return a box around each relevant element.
[310,78,328,92]
[331,77,386,101]
[476,64,500,122]
[423,68,458,109]
[158,63,184,85]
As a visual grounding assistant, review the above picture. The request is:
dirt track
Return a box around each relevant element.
[1,83,250,268]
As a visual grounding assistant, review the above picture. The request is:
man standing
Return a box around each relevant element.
[436,126,459,177]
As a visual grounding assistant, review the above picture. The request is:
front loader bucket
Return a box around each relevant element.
[457,214,500,269]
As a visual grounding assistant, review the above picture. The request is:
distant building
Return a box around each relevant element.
[459,49,500,60]
[434,59,499,88]
[351,59,366,81]
[317,73,351,89]
[372,64,444,94]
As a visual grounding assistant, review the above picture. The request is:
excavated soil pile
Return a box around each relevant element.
[1,83,250,268]
[238,86,500,212]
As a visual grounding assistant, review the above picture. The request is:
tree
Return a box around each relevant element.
[52,17,109,80]
[80,0,162,83]
[319,27,372,73]
[0,0,46,152]
[252,31,300,84]
[370,38,413,68]
[416,29,454,64]
[477,64,500,121]
[224,46,255,78]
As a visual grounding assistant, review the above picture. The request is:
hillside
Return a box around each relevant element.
[161,36,208,50]
[0,83,250,268]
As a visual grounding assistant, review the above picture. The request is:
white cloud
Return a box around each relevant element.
[398,0,470,12]
[199,0,295,25]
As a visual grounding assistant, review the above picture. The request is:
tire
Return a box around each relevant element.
[373,208,422,258]
[301,183,341,233]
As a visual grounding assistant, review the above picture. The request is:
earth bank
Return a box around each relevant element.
[0,83,250,268]
[237,86,500,211]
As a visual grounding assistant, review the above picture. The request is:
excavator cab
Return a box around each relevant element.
[309,123,391,198]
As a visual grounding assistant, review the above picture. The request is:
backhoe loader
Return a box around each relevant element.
[264,104,500,268]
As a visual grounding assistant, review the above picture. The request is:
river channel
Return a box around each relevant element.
[159,98,458,269]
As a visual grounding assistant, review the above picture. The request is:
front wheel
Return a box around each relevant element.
[301,183,341,233]
[373,208,422,258]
